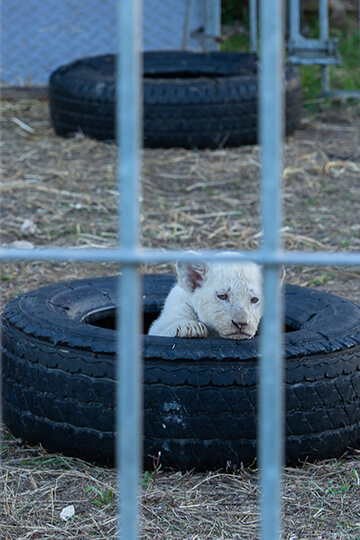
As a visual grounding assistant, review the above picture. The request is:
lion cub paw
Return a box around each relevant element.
[175,322,208,338]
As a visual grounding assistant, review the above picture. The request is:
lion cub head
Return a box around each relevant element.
[177,258,263,339]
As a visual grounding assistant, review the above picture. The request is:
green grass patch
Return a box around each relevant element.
[86,486,115,506]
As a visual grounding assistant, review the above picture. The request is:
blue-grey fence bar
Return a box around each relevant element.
[249,0,258,52]
[1,247,360,266]
[117,0,143,539]
[1,1,359,540]
[258,0,284,537]
[319,0,331,92]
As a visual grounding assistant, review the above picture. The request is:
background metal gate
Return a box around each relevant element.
[1,1,360,539]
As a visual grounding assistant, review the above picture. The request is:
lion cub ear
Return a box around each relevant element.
[176,256,209,292]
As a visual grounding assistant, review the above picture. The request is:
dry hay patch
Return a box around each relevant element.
[2,428,360,539]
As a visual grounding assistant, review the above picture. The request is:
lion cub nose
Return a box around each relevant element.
[232,320,248,330]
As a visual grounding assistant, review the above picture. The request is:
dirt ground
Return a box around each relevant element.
[1,98,360,539]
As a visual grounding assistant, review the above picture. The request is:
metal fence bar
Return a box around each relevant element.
[319,0,331,92]
[1,247,360,266]
[200,0,221,52]
[117,0,142,539]
[181,0,193,49]
[319,0,329,41]
[258,0,284,538]
[289,0,301,40]
[249,0,258,52]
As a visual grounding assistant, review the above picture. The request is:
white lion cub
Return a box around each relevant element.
[148,258,263,339]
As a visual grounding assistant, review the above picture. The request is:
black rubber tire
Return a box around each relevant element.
[49,52,302,149]
[2,275,360,470]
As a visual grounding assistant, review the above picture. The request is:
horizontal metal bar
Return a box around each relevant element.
[324,90,360,99]
[0,246,360,267]
[288,37,335,50]
[287,53,340,66]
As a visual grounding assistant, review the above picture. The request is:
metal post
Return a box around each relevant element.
[319,0,331,92]
[182,0,193,50]
[117,0,142,539]
[319,0,329,41]
[259,0,284,538]
[289,0,301,40]
[200,0,221,52]
[249,0,258,52]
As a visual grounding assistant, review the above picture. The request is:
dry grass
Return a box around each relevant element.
[2,431,360,539]
[1,98,360,539]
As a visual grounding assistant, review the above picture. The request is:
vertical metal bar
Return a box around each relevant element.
[259,268,284,540]
[182,0,193,50]
[117,0,142,539]
[201,0,221,52]
[289,0,301,40]
[259,2,283,252]
[259,0,284,537]
[319,0,329,41]
[319,0,330,93]
[249,0,258,52]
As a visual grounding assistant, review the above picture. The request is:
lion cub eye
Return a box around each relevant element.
[217,293,228,301]
[251,297,259,304]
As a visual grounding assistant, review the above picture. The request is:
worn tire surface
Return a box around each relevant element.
[2,274,360,470]
[49,52,302,148]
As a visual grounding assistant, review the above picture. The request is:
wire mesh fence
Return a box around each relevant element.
[1,0,207,86]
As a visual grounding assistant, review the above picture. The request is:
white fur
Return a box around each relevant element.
[148,258,263,339]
